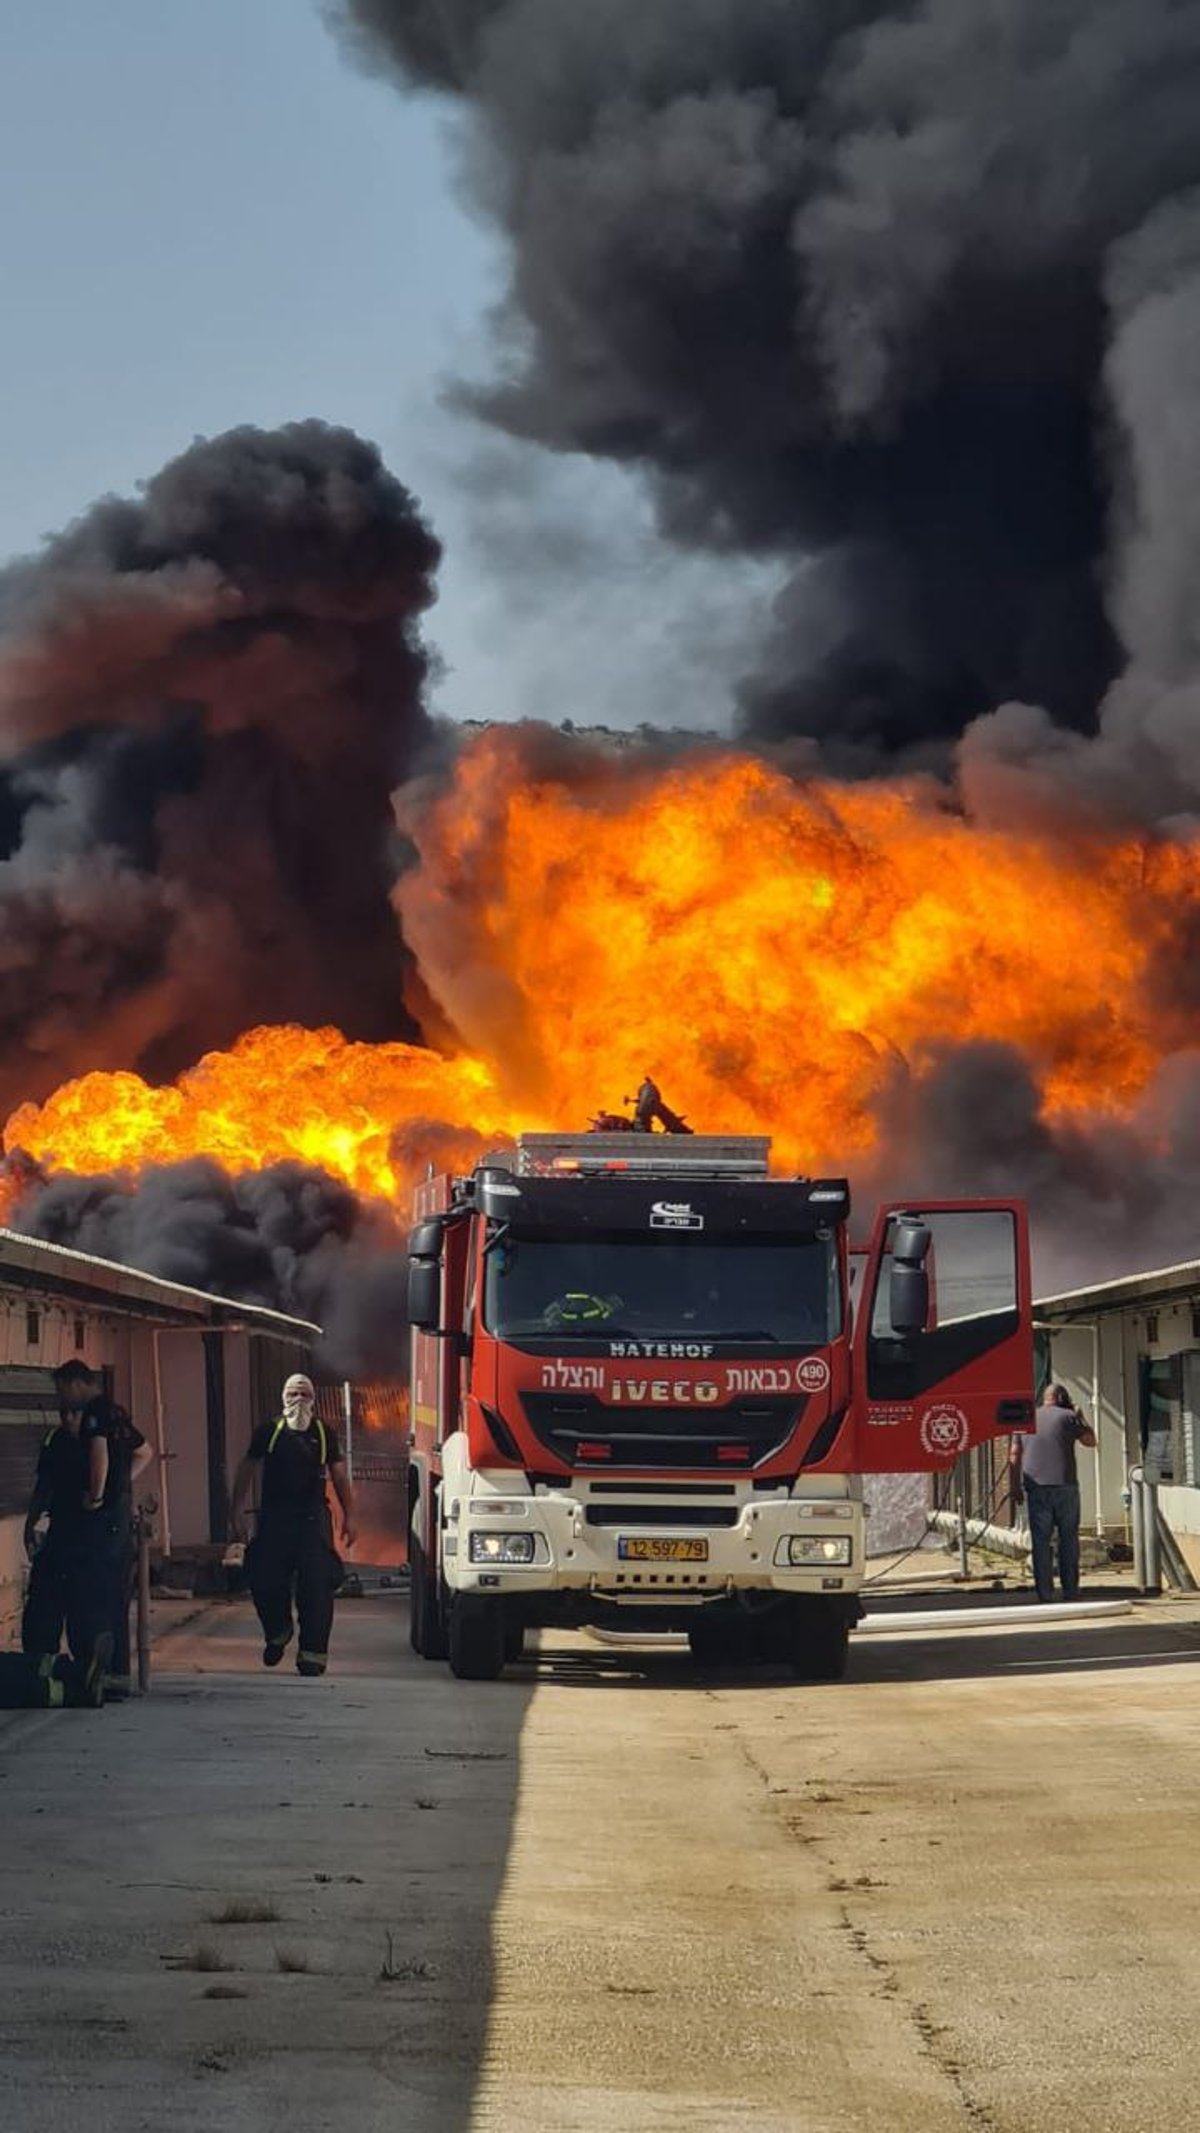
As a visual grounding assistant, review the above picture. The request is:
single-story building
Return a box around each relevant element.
[0,1227,318,1631]
[1036,1256,1200,1576]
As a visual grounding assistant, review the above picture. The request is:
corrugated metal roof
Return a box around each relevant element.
[0,1227,320,1337]
[1035,1255,1200,1323]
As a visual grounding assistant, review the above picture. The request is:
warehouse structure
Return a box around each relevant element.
[0,1228,317,1631]
[1036,1257,1200,1577]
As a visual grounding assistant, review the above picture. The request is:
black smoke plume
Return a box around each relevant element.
[863,1040,1200,1301]
[0,420,441,1113]
[332,0,1200,764]
[16,1156,409,1379]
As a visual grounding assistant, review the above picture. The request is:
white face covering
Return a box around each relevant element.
[282,1374,316,1432]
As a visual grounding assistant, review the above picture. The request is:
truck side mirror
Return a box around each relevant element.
[888,1218,931,1339]
[408,1257,442,1333]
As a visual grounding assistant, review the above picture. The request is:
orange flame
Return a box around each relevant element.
[358,1384,410,1434]
[5,729,1200,1195]
[4,1025,524,1205]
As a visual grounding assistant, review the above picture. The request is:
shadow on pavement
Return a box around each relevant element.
[850,1611,1200,1683]
[860,1577,1139,1613]
[0,1593,534,2133]
[518,1606,1200,1691]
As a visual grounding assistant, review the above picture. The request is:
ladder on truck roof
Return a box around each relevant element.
[515,1132,771,1179]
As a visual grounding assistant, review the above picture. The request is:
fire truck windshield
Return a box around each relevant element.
[483,1232,840,1345]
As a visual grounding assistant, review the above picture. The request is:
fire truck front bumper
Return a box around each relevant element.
[442,1487,866,1603]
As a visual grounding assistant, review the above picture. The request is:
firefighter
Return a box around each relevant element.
[230,1374,357,1676]
[79,1391,153,1698]
[633,1073,661,1131]
[631,1074,692,1135]
[21,1360,113,1707]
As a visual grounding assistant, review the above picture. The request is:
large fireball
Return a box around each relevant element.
[7,729,1198,1203]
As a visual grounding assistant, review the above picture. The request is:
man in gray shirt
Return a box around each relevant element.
[1010,1385,1097,1602]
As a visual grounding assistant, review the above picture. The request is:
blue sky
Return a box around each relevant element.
[0,2,775,729]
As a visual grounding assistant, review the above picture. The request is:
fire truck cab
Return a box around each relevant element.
[406,1134,1033,1682]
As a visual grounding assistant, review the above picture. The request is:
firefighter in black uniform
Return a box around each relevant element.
[230,1374,356,1676]
[631,1074,693,1135]
[79,1393,152,1698]
[21,1360,113,1706]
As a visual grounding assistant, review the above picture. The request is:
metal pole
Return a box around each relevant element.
[1130,1467,1147,1590]
[1144,1474,1163,1595]
[342,1379,354,1484]
[955,1455,970,1579]
[136,1514,152,1694]
[1091,1319,1104,1538]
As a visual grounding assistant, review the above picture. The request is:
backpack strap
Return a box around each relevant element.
[267,1417,327,1464]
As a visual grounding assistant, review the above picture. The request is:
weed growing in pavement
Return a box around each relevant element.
[203,1984,249,2000]
[177,1944,233,1973]
[275,1947,312,1974]
[378,1931,437,1984]
[209,1898,281,1925]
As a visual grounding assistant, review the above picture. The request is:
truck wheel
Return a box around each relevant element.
[790,1598,850,1683]
[409,1525,448,1661]
[748,1603,792,1665]
[448,1596,506,1681]
[687,1615,746,1668]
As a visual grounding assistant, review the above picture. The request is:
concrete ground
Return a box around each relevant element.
[3,1586,1200,2131]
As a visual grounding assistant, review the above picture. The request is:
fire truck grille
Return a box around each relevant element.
[519,1392,803,1471]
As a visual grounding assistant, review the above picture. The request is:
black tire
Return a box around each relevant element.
[503,1616,526,1664]
[409,1523,448,1661]
[748,1603,793,1666]
[687,1614,747,1668]
[448,1595,506,1681]
[790,1598,850,1683]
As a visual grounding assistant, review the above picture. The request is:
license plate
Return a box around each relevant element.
[617,1537,709,1562]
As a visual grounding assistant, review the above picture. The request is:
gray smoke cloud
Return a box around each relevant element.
[331,0,1200,764]
[17,1157,409,1379]
[325,0,1200,1304]
[863,1040,1200,1301]
[12,4,1200,1336]
[0,420,441,1111]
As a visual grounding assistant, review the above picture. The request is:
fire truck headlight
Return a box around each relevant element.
[469,1531,536,1565]
[783,1534,852,1568]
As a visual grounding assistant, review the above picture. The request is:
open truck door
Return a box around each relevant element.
[850,1200,1034,1471]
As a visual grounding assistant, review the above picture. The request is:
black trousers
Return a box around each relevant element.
[21,1524,109,1669]
[248,1510,338,1664]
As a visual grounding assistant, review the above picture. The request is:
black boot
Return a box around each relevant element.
[83,1632,114,1709]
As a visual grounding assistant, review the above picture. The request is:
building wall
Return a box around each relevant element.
[0,1252,317,1636]
[154,1330,314,1554]
[0,1516,24,1640]
[0,1292,126,1639]
[224,1338,254,1470]
[0,1296,117,1375]
[1045,1290,1200,1562]
[1129,1295,1200,1572]
[155,1333,211,1550]
[1039,1317,1131,1537]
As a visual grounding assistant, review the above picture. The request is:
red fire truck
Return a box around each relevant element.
[406,1133,1033,1681]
